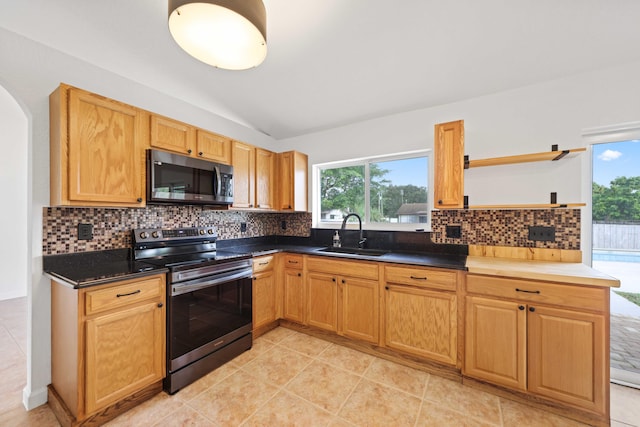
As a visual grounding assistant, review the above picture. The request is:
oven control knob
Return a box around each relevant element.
[207,229,214,234]
[151,231,159,238]
[139,232,148,239]
[199,229,205,235]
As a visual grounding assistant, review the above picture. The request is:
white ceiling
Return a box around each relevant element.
[2,0,640,140]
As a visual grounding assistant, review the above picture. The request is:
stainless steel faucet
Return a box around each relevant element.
[340,213,367,248]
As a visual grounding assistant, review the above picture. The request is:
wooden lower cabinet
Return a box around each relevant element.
[464,274,609,418]
[85,300,164,414]
[252,256,277,330]
[307,271,338,332]
[50,274,166,426]
[282,254,305,323]
[384,283,457,365]
[306,256,380,344]
[464,296,526,390]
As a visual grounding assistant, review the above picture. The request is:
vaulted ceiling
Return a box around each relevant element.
[2,0,640,139]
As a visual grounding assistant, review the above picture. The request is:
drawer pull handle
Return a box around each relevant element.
[515,288,540,294]
[116,289,141,298]
[259,262,269,265]
[288,260,299,264]
[410,276,427,280]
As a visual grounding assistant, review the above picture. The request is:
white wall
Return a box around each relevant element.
[0,85,27,300]
[278,60,640,210]
[0,28,278,410]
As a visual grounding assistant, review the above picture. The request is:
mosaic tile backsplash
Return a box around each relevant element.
[431,209,581,250]
[43,206,312,255]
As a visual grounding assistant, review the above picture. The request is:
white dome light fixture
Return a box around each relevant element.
[168,0,267,71]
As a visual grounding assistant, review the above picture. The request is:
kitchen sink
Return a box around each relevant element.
[319,247,388,257]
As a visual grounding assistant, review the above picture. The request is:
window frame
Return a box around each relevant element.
[312,149,432,231]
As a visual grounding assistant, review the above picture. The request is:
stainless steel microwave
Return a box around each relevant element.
[147,149,233,206]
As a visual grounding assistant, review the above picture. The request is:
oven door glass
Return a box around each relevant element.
[169,276,252,362]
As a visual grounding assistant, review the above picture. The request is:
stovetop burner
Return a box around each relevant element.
[132,226,251,270]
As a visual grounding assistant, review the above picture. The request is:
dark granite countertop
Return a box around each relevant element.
[43,230,467,288]
[221,242,468,270]
[43,249,167,288]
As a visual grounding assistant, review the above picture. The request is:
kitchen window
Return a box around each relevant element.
[314,151,430,230]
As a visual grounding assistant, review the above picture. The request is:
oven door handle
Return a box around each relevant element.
[171,268,252,297]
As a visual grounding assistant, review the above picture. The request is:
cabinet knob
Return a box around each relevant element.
[437,199,443,205]
[518,305,525,310]
[187,149,192,154]
[288,205,292,209]
[157,303,163,308]
[297,273,301,277]
[137,197,143,203]
[385,286,389,290]
[332,278,336,282]
[249,204,254,208]
[529,307,536,312]
[256,204,260,208]
[198,152,203,156]
[341,279,346,284]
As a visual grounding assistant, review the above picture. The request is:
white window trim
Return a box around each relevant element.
[312,149,431,232]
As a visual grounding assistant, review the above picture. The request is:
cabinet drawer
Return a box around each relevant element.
[385,265,457,291]
[253,255,275,273]
[283,254,303,270]
[84,275,165,316]
[307,256,378,280]
[466,274,607,312]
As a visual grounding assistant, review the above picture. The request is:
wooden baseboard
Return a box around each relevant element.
[48,381,163,427]
[462,377,610,427]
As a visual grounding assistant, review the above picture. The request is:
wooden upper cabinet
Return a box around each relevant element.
[232,141,256,208]
[149,114,196,156]
[434,120,464,209]
[255,148,275,210]
[196,130,231,164]
[50,84,145,207]
[231,141,276,210]
[278,151,308,211]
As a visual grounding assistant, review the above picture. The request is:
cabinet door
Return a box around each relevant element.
[150,115,195,156]
[464,296,527,391]
[283,268,305,324]
[384,284,457,365]
[255,148,275,209]
[232,141,255,208]
[433,120,464,209]
[253,270,277,330]
[85,300,164,414]
[307,272,338,332]
[67,89,143,205]
[528,305,606,413]
[341,277,379,343]
[196,129,231,164]
[278,151,308,211]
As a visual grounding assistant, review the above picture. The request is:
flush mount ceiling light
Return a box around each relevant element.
[168,0,267,70]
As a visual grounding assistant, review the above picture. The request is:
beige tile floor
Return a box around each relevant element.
[1,296,640,427]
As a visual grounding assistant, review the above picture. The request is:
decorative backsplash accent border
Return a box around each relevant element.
[43,206,312,255]
[430,209,581,250]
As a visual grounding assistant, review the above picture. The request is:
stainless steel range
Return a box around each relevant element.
[132,226,253,394]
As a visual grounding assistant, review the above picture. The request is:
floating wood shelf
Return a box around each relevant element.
[466,203,586,210]
[465,147,586,169]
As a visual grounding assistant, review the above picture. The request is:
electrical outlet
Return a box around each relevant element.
[446,225,462,238]
[281,220,287,230]
[78,223,93,240]
[240,222,247,232]
[528,226,555,242]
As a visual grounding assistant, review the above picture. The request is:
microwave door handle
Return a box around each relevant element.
[213,166,220,198]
